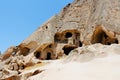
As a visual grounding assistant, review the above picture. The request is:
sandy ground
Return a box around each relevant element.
[27,53,120,80]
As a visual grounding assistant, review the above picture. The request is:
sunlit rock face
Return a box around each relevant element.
[0,0,120,80]
[28,44,120,80]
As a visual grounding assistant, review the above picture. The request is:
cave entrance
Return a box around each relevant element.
[79,41,82,47]
[62,46,77,55]
[65,32,72,38]
[46,52,51,60]
[34,51,41,59]
[91,26,119,45]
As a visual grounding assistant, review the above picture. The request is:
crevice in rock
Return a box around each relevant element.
[32,70,43,76]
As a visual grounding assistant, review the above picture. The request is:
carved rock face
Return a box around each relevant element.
[1,0,120,80]
[91,25,119,45]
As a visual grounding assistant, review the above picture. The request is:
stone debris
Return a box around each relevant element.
[0,0,120,80]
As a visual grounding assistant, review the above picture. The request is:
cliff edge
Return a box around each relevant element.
[0,0,120,80]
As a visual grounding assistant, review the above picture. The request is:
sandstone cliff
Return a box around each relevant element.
[0,0,120,80]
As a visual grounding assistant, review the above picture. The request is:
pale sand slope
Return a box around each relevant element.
[28,44,120,80]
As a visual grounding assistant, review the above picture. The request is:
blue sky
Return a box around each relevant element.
[0,0,73,53]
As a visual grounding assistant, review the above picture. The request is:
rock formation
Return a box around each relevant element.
[0,0,120,80]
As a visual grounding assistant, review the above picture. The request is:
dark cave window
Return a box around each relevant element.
[46,52,51,60]
[48,44,52,48]
[115,39,119,44]
[34,51,41,59]
[62,46,76,55]
[46,26,48,29]
[65,32,72,38]
[79,41,82,47]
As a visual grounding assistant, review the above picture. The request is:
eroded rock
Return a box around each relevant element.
[1,0,120,80]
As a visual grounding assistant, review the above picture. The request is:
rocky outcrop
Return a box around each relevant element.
[28,44,120,80]
[0,0,120,80]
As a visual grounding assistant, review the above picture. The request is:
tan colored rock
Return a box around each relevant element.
[91,25,118,45]
[13,63,19,70]
[17,0,120,61]
[27,44,120,80]
[1,0,120,80]
[0,72,3,78]
[1,46,18,61]
[1,68,18,79]
[4,76,20,80]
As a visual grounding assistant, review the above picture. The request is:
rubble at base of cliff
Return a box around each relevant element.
[1,0,120,80]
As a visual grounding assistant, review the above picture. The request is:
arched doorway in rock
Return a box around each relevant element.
[79,41,82,47]
[46,52,52,60]
[34,51,41,59]
[91,25,119,45]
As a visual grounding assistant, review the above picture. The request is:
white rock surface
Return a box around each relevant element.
[28,44,120,80]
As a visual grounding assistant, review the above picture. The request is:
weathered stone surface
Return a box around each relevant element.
[1,0,120,80]
[16,0,120,61]
[65,44,120,62]
[0,62,4,71]
[27,44,120,80]
[1,68,18,79]
[0,72,3,78]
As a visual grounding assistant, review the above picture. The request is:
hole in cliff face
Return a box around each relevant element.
[34,51,41,59]
[79,41,82,47]
[115,39,119,44]
[46,52,51,60]
[91,26,119,45]
[48,44,53,48]
[65,32,72,38]
[46,26,48,29]
[62,46,77,55]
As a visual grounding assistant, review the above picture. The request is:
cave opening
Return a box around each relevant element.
[34,51,41,59]
[46,52,51,60]
[62,46,77,55]
[79,41,83,47]
[65,32,72,38]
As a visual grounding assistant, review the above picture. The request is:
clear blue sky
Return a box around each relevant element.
[0,0,74,53]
